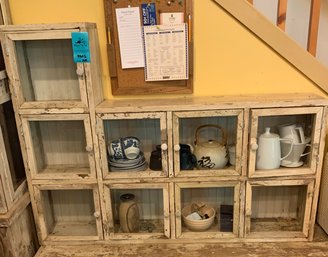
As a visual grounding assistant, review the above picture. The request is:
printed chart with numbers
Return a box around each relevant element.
[143,24,188,81]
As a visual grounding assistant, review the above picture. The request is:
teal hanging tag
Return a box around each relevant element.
[71,32,91,63]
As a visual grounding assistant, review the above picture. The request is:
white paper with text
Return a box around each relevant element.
[116,7,145,69]
[143,24,188,81]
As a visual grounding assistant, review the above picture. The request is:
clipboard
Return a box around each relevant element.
[104,0,193,95]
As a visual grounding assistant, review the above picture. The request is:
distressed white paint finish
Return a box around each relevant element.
[34,185,102,241]
[20,114,97,179]
[97,112,168,179]
[103,183,170,240]
[175,182,240,239]
[249,107,323,178]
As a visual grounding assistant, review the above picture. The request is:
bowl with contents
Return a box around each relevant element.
[182,202,216,231]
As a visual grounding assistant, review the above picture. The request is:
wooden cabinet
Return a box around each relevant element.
[96,95,327,242]
[0,23,103,111]
[1,24,328,246]
[0,23,103,243]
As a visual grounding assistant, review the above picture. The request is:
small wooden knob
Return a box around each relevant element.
[76,67,84,76]
[176,210,181,217]
[161,143,168,151]
[174,144,180,152]
[251,143,258,151]
[94,212,100,218]
[85,145,93,152]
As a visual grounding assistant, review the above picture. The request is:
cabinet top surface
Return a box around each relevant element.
[0,22,96,32]
[96,93,328,113]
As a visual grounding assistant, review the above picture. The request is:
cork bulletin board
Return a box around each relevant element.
[104,0,193,95]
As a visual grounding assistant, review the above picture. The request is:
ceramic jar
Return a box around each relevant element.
[119,193,140,233]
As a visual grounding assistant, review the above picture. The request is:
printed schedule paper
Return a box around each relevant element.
[143,24,188,81]
[116,7,145,69]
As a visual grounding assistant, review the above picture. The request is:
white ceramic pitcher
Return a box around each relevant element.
[256,127,293,170]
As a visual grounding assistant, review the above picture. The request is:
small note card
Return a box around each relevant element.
[71,32,91,63]
[160,12,184,25]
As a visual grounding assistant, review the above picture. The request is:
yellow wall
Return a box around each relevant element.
[8,0,325,99]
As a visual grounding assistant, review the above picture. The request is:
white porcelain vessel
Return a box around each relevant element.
[256,127,293,170]
[281,137,311,167]
[278,123,305,144]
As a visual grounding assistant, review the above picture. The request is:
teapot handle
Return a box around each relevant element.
[194,124,227,146]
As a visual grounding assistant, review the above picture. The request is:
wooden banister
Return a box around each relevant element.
[214,0,328,94]
[277,0,288,31]
[307,0,321,56]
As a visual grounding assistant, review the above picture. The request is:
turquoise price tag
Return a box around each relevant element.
[71,32,90,63]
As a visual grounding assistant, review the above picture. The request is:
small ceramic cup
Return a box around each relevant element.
[122,137,140,160]
[108,139,125,159]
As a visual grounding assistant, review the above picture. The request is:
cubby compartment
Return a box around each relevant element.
[103,183,170,239]
[34,185,102,241]
[1,27,90,109]
[245,180,314,239]
[15,39,81,102]
[249,107,324,178]
[21,114,96,179]
[173,110,244,177]
[97,112,168,179]
[175,182,240,239]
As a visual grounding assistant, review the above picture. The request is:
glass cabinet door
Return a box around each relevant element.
[103,183,170,240]
[21,114,96,179]
[0,100,26,213]
[173,110,244,177]
[33,184,103,241]
[3,30,88,109]
[245,180,314,239]
[175,181,240,239]
[97,112,168,179]
[249,107,324,178]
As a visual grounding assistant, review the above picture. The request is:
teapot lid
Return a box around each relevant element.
[198,140,224,148]
[260,127,279,139]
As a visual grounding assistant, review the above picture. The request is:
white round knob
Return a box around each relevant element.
[85,145,93,152]
[251,143,258,151]
[174,144,180,152]
[76,67,84,76]
[94,212,100,218]
[161,143,168,151]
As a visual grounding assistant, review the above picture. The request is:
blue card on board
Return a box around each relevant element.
[141,3,157,26]
[71,32,91,63]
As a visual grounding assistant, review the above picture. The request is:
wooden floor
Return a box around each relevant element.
[35,226,328,257]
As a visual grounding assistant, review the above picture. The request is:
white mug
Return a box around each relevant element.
[278,123,300,143]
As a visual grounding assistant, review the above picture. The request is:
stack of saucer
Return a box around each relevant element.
[108,152,148,172]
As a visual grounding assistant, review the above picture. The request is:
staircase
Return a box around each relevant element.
[212,0,328,94]
[247,0,328,68]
